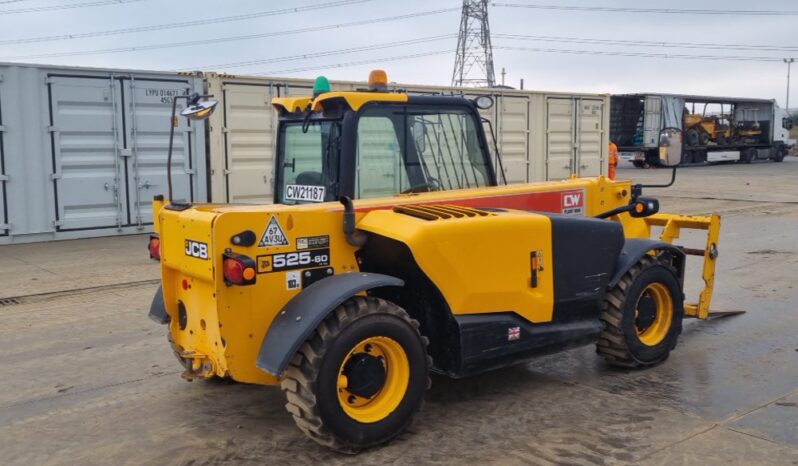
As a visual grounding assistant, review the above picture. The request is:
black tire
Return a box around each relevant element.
[281,296,430,453]
[772,146,786,162]
[686,128,700,146]
[632,160,645,169]
[716,132,728,146]
[597,255,684,368]
[699,132,710,146]
[742,148,756,164]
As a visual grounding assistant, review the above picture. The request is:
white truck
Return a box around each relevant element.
[610,93,794,167]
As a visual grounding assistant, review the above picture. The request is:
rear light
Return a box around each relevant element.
[223,252,257,286]
[148,235,161,261]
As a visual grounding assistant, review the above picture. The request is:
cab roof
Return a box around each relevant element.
[271,91,409,115]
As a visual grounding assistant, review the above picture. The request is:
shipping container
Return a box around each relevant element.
[0,63,208,244]
[204,73,610,203]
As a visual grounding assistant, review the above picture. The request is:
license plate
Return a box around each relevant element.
[285,184,325,202]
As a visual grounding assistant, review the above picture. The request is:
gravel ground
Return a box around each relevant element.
[1,159,797,465]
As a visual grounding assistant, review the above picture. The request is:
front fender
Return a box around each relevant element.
[148,285,169,324]
[256,272,404,376]
[609,238,685,288]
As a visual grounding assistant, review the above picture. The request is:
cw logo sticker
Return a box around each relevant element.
[561,190,585,215]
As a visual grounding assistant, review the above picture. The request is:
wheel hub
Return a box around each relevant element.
[342,353,386,399]
[636,294,657,332]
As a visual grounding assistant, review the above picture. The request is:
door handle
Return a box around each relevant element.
[138,180,156,189]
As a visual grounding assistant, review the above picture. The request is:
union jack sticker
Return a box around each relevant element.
[508,326,521,341]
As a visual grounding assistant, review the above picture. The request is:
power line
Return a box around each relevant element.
[188,35,456,71]
[0,0,145,15]
[262,45,788,77]
[254,49,454,76]
[492,3,798,16]
[0,0,373,46]
[494,45,786,62]
[494,34,798,53]
[0,7,458,60]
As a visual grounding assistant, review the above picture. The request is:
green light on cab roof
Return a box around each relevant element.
[313,76,331,97]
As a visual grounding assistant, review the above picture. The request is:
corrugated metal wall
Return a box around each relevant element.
[0,63,207,244]
[204,73,610,204]
[0,63,609,242]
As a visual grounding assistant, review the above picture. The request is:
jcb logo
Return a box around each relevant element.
[185,240,209,260]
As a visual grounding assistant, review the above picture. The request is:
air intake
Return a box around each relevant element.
[393,204,494,221]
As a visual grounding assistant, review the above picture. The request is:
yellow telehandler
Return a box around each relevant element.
[148,71,721,452]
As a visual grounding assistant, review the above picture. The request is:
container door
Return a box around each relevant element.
[546,97,575,180]
[223,83,275,203]
[576,99,605,176]
[123,78,194,226]
[643,95,662,148]
[48,76,125,230]
[496,96,529,183]
[0,110,6,236]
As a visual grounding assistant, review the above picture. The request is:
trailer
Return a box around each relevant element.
[610,93,794,167]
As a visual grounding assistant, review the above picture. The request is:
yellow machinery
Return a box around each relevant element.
[684,113,733,146]
[148,71,722,452]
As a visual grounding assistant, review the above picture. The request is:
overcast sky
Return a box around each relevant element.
[0,0,795,107]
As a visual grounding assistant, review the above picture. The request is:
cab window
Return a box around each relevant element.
[355,105,490,199]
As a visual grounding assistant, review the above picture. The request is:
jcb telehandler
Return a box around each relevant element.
[148,71,721,452]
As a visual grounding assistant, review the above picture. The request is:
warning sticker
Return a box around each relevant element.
[561,189,585,216]
[297,235,330,250]
[286,271,301,290]
[258,216,289,247]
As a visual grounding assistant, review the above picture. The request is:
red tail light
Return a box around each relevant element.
[148,235,161,261]
[223,252,257,286]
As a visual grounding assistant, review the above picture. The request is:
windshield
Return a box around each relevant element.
[355,106,491,198]
[277,120,340,204]
[275,103,493,204]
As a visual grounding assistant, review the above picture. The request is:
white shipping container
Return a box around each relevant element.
[0,63,208,244]
[203,73,610,203]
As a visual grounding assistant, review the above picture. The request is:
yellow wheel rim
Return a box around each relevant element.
[635,283,674,346]
[337,336,409,424]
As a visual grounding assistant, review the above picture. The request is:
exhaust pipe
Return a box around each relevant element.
[339,196,368,247]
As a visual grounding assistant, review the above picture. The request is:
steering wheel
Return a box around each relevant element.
[401,178,441,194]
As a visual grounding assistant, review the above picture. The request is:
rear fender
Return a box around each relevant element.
[256,273,404,376]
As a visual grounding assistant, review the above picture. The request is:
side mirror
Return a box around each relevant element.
[784,117,794,130]
[658,127,682,167]
[412,120,427,153]
[181,98,218,121]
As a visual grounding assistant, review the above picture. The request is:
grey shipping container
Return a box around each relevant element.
[203,73,610,204]
[0,63,207,244]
